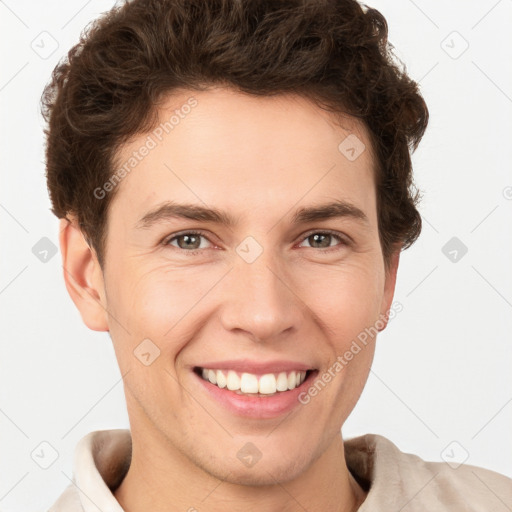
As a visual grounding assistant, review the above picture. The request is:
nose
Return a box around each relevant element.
[218,247,304,343]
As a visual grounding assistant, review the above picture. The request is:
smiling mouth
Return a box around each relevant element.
[193,366,316,396]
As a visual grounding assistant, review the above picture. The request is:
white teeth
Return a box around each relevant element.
[258,374,277,394]
[199,368,310,394]
[226,370,241,391]
[287,371,297,389]
[216,369,227,388]
[276,372,289,391]
[240,373,259,393]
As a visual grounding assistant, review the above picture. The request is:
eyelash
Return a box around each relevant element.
[161,229,351,255]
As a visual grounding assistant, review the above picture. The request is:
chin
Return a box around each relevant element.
[198,445,315,487]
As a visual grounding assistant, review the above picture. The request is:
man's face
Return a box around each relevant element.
[86,87,398,484]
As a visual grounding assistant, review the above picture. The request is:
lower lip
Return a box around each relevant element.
[194,370,318,419]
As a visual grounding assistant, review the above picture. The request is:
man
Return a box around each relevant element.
[42,0,512,510]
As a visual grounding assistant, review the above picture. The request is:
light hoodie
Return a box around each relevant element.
[48,429,512,511]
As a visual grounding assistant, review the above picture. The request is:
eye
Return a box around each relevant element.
[297,230,349,251]
[163,230,213,253]
[162,229,350,255]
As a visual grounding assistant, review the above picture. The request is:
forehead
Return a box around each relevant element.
[109,87,377,228]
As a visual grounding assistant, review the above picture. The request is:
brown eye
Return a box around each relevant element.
[308,233,333,248]
[298,231,348,251]
[177,234,201,249]
[164,231,212,252]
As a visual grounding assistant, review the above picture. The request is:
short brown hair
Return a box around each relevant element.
[41,0,428,270]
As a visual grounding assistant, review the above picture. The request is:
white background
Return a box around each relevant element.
[1,0,511,510]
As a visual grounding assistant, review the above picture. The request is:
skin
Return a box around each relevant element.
[60,86,400,512]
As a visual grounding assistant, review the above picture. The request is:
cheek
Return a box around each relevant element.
[113,264,222,351]
[105,267,201,404]
[295,259,384,345]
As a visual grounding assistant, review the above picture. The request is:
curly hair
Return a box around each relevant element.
[41,0,428,270]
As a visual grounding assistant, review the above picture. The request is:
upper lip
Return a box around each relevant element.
[194,359,315,375]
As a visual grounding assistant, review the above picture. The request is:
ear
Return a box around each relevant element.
[378,245,401,332]
[59,216,109,332]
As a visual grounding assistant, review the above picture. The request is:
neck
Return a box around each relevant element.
[114,424,367,512]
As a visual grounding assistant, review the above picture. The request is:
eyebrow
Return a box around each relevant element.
[135,199,370,230]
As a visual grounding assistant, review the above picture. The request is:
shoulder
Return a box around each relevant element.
[47,482,82,511]
[345,433,512,512]
[47,429,131,512]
